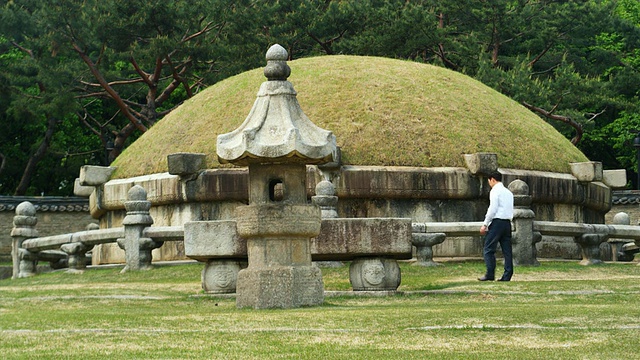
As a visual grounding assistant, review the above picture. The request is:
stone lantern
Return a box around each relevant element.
[217,44,337,309]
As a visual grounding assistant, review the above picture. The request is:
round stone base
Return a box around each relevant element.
[202,260,246,294]
[349,258,401,291]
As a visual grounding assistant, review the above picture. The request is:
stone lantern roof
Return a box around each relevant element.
[216,44,337,166]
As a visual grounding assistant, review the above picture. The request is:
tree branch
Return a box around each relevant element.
[0,152,5,176]
[182,21,216,42]
[80,78,146,87]
[130,55,153,86]
[522,102,584,145]
[72,42,148,133]
[10,41,34,58]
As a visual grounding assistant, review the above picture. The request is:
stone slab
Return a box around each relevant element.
[167,153,206,176]
[603,169,627,188]
[463,153,497,175]
[184,220,246,261]
[310,218,413,261]
[570,161,603,182]
[79,166,115,186]
[74,178,95,197]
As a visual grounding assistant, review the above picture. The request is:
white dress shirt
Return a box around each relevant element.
[483,181,514,227]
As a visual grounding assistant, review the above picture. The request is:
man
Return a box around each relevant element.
[478,171,514,282]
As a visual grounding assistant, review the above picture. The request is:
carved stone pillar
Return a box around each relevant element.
[61,242,94,273]
[116,185,162,272]
[202,260,246,294]
[11,202,38,279]
[349,258,401,291]
[508,179,540,266]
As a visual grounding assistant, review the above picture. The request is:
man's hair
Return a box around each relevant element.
[488,171,502,182]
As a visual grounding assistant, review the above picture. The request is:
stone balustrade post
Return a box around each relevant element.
[411,224,446,267]
[116,185,162,272]
[609,212,634,261]
[60,242,94,273]
[11,202,39,279]
[508,180,540,266]
[312,179,339,219]
[575,233,609,265]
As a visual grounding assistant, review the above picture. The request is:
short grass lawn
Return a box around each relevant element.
[1,260,639,359]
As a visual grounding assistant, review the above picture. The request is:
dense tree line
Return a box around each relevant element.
[1,0,639,195]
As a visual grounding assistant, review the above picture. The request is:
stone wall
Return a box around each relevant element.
[0,197,95,262]
[2,174,620,266]
[90,165,611,264]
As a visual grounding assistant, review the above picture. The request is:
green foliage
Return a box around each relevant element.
[3,0,640,193]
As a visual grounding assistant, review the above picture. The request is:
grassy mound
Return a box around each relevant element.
[111,56,588,179]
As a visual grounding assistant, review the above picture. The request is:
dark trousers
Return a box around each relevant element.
[483,219,513,280]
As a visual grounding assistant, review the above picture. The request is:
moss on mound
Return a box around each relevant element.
[111,55,588,179]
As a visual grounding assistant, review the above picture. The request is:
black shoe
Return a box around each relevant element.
[497,278,510,282]
[477,276,494,281]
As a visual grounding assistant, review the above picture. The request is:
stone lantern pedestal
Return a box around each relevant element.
[235,202,324,308]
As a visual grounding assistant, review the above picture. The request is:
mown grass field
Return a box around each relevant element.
[1,260,639,359]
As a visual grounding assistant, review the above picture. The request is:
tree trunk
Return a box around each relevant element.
[14,116,58,195]
[108,122,138,163]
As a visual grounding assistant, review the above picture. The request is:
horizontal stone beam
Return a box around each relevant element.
[73,228,124,246]
[37,250,67,262]
[22,228,126,251]
[143,226,184,242]
[22,234,72,251]
[534,221,640,240]
[413,222,483,237]
[186,218,414,262]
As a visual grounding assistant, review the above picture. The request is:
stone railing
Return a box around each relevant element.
[11,184,415,294]
[11,185,182,278]
[410,178,640,267]
[11,181,640,288]
[533,221,640,265]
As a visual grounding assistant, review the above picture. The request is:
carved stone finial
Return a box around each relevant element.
[12,201,38,234]
[612,212,630,225]
[508,179,529,196]
[123,185,152,226]
[509,179,532,208]
[16,201,36,217]
[128,185,147,201]
[315,180,335,196]
[264,44,291,81]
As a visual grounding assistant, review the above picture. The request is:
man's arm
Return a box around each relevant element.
[480,189,499,234]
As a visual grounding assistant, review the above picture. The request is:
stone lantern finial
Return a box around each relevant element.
[264,44,291,81]
[216,44,337,166]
